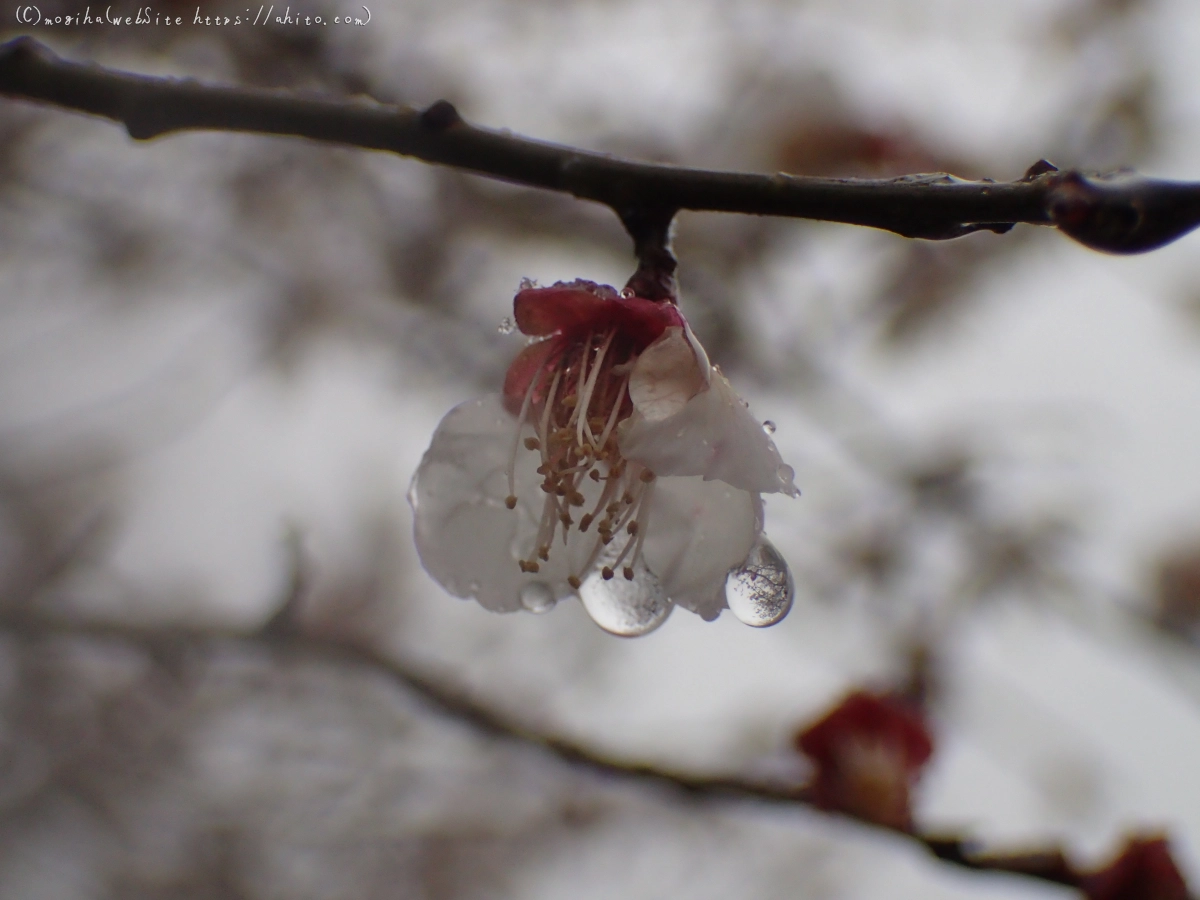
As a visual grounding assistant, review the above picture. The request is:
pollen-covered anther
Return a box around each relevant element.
[504,495,517,509]
[568,574,582,589]
[602,566,614,580]
[579,513,594,531]
[623,566,634,580]
[524,437,540,451]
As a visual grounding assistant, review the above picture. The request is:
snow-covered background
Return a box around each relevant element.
[1,0,1199,896]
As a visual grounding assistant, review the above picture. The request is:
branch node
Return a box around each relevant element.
[1022,158,1059,181]
[419,99,462,132]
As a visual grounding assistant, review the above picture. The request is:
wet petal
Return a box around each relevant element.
[514,279,686,346]
[514,280,619,336]
[502,337,559,415]
[619,369,800,496]
[628,326,707,422]
[409,395,585,611]
[641,475,763,620]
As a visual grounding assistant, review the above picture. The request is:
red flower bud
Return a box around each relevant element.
[1081,836,1189,900]
[795,690,933,830]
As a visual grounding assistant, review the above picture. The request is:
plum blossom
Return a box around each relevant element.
[794,690,933,830]
[1081,836,1189,900]
[408,279,799,636]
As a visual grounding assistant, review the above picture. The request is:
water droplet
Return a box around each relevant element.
[774,463,799,495]
[725,536,793,627]
[498,316,515,335]
[519,581,557,613]
[619,287,635,299]
[762,420,776,435]
[467,579,481,595]
[518,277,538,291]
[578,565,672,636]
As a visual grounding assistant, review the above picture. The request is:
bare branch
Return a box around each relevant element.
[4,613,1192,898]
[4,36,1200,253]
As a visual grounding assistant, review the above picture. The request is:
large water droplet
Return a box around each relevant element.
[578,566,672,636]
[498,316,515,335]
[619,287,635,299]
[519,581,557,613]
[725,537,793,627]
[762,420,776,435]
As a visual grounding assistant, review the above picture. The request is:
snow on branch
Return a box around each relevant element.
[4,35,1200,253]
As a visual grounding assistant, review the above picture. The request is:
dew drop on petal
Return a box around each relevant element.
[776,463,799,495]
[724,536,793,627]
[762,420,776,435]
[578,566,672,636]
[619,287,635,299]
[498,316,515,335]
[519,581,557,613]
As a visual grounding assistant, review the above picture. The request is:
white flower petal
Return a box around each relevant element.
[619,369,800,496]
[409,395,585,612]
[642,475,763,620]
[628,326,706,422]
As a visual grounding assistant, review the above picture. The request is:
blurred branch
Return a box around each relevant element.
[4,37,1200,253]
[2,612,1192,898]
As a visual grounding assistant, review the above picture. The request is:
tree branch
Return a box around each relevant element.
[4,612,1191,898]
[4,36,1200,253]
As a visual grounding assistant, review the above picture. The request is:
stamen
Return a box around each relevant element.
[538,368,562,461]
[567,332,592,428]
[506,368,542,509]
[595,369,631,451]
[576,329,616,449]
[605,474,653,579]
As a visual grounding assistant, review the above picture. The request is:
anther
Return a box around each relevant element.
[623,566,634,580]
[524,437,540,450]
[568,575,582,590]
[626,521,638,535]
[538,545,550,562]
[579,513,594,532]
[505,495,517,510]
[589,470,601,482]
[602,566,614,580]
[640,470,656,483]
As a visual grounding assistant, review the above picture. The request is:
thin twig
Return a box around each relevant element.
[3,613,1191,898]
[4,36,1200,253]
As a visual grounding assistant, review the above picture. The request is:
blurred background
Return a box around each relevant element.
[2,0,1200,896]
